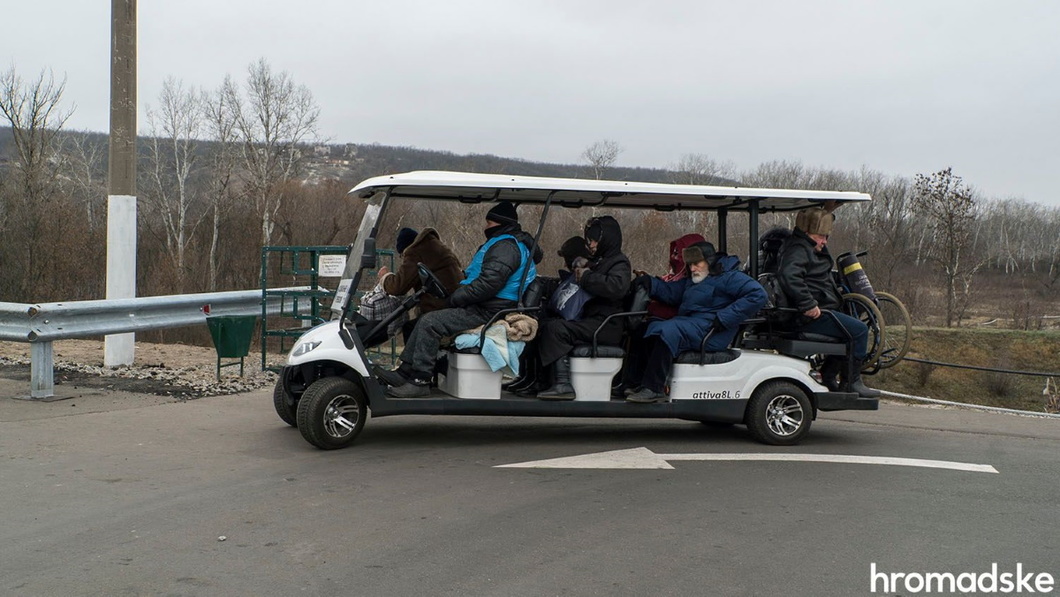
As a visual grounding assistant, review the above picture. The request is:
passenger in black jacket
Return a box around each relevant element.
[777,206,879,398]
[538,215,632,400]
[382,201,542,397]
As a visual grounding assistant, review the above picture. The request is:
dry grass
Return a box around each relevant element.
[872,327,1060,412]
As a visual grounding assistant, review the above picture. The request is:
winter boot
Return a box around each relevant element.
[507,355,539,393]
[386,371,432,398]
[537,357,575,400]
[846,360,881,398]
[818,357,842,392]
[625,387,669,403]
[502,374,526,391]
[374,363,411,387]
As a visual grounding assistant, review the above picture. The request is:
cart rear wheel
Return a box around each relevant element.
[296,377,367,450]
[746,381,812,446]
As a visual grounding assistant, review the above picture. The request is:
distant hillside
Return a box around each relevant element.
[0,126,739,186]
[327,142,738,185]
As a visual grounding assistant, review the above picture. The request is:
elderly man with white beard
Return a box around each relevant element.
[624,241,767,403]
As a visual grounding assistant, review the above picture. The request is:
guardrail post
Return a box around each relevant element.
[30,341,55,399]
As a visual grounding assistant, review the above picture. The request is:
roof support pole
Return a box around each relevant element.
[748,201,760,278]
[717,208,728,253]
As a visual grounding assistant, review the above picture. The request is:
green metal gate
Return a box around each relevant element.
[260,245,396,371]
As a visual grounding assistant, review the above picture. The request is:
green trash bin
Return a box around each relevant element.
[206,315,257,379]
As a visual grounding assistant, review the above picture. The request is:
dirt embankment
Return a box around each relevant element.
[0,339,279,398]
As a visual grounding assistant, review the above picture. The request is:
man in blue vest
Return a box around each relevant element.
[380,201,540,397]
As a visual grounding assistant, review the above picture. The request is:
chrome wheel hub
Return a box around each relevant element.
[765,394,804,437]
[323,394,359,438]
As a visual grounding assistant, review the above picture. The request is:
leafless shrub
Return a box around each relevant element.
[915,361,935,387]
[1044,378,1059,414]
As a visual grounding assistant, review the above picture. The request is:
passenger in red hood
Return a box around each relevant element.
[645,233,706,320]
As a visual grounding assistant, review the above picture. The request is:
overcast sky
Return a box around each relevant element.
[4,1,1059,205]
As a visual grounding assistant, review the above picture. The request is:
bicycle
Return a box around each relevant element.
[835,251,912,371]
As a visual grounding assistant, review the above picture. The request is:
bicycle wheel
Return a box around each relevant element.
[875,291,911,369]
[841,293,885,371]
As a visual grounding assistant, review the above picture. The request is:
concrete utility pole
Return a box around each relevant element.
[105,0,137,367]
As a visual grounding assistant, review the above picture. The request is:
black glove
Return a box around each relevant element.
[632,274,653,294]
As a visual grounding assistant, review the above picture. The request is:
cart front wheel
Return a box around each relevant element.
[296,377,367,450]
[273,379,298,427]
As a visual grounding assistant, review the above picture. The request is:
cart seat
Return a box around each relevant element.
[675,349,740,365]
[571,344,626,358]
[568,286,651,401]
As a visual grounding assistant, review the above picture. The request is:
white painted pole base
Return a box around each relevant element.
[105,333,135,368]
[106,194,137,367]
[30,341,55,399]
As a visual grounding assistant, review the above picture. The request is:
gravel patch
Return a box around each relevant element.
[0,340,280,399]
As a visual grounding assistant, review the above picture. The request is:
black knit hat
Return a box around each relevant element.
[485,201,518,225]
[395,227,418,254]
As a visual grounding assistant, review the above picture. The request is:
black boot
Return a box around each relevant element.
[818,357,842,392]
[502,373,526,391]
[374,363,411,387]
[846,360,881,398]
[386,370,432,398]
[538,357,575,400]
[507,355,538,392]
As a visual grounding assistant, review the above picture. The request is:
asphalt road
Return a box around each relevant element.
[2,382,1059,597]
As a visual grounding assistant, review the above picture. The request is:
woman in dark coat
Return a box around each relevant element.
[537,215,631,399]
[625,242,767,403]
[505,236,592,395]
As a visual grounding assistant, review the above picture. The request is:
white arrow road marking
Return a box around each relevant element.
[496,447,999,473]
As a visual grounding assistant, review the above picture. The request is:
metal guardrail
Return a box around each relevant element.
[0,289,303,399]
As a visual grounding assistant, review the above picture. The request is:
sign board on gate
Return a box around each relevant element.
[333,278,353,312]
[318,255,347,278]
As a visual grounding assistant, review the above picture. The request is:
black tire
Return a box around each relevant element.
[842,293,884,370]
[296,377,367,450]
[875,291,911,369]
[273,379,298,427]
[745,381,813,446]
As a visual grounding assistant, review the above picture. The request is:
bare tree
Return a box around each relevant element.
[142,77,205,291]
[224,59,320,247]
[912,167,982,327]
[0,67,74,299]
[581,139,622,179]
[741,160,807,189]
[57,132,108,226]
[669,153,735,185]
[202,77,242,291]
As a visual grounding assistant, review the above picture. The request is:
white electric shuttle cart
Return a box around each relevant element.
[274,171,879,449]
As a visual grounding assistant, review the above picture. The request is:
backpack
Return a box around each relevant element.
[756,272,794,322]
[757,227,792,275]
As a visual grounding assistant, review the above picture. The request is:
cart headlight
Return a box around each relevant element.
[292,341,322,357]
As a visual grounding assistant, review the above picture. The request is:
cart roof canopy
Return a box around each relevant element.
[349,171,870,212]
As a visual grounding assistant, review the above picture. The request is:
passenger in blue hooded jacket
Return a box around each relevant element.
[624,241,767,403]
